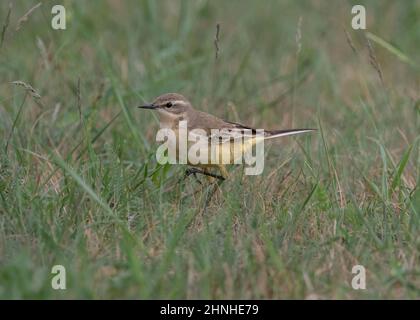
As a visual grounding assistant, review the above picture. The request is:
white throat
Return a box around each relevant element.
[158,110,179,128]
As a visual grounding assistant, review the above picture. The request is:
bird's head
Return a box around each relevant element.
[138,93,193,123]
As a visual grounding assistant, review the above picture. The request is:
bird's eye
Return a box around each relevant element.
[166,102,173,108]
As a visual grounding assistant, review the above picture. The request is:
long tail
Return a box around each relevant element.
[264,128,316,140]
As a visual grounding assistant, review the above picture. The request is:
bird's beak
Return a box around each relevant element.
[138,103,157,109]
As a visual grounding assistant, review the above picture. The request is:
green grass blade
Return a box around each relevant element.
[389,145,413,196]
[51,152,119,222]
[366,32,418,68]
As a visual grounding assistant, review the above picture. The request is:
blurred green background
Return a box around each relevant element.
[0,0,419,299]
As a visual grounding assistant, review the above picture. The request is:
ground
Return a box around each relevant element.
[0,0,419,299]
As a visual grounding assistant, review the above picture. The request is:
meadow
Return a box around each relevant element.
[0,0,419,299]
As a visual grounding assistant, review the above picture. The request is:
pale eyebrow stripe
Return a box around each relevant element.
[171,100,188,105]
[159,100,187,106]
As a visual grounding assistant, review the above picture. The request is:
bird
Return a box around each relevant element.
[138,93,315,182]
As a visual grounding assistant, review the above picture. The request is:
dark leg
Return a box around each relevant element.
[181,168,226,207]
[186,167,225,182]
[184,168,202,184]
[203,175,225,211]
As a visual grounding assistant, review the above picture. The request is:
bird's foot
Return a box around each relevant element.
[186,167,225,182]
[184,168,202,184]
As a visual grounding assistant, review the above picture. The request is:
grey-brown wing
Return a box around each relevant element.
[188,116,259,143]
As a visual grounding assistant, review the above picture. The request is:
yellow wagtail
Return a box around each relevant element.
[139,93,315,181]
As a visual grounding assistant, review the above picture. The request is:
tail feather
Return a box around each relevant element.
[264,128,316,140]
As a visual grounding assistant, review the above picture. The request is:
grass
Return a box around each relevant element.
[0,0,419,299]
